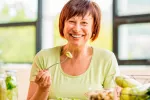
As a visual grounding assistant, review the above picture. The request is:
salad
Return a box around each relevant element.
[49,98,80,100]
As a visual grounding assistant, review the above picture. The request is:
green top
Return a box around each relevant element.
[30,46,120,100]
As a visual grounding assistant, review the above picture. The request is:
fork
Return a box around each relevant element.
[46,51,73,70]
[33,57,68,76]
[46,57,68,70]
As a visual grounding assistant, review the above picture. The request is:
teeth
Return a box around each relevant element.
[71,34,82,38]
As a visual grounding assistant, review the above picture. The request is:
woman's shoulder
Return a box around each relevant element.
[36,46,61,57]
[93,47,115,60]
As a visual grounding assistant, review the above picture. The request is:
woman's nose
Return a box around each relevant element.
[73,23,81,32]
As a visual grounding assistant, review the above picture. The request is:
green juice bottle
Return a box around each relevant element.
[5,70,18,100]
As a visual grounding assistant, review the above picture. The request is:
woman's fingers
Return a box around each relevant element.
[35,71,44,82]
[36,70,44,78]
[35,70,51,88]
[42,76,51,87]
[35,70,47,81]
[47,76,51,86]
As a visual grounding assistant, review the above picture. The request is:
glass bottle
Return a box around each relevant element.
[0,74,7,100]
[5,70,18,100]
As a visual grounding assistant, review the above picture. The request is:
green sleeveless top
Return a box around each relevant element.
[30,46,120,100]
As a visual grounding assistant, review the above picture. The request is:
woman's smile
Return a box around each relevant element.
[69,34,85,38]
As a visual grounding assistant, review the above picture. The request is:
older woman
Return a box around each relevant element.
[27,0,120,100]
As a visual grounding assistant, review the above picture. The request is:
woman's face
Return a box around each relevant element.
[63,13,93,47]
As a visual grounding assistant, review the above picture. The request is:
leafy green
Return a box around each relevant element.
[5,76,17,90]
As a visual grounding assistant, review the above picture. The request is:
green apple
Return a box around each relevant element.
[120,87,131,100]
[115,75,141,88]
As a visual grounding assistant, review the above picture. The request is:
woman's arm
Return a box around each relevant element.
[27,70,51,100]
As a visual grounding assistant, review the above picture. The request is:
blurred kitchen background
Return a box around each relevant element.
[0,0,150,99]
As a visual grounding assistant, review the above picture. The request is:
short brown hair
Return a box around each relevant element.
[59,0,101,42]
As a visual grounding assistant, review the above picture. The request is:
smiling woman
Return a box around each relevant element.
[27,0,119,100]
[53,0,113,51]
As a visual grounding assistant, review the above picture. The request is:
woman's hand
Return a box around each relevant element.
[35,70,51,92]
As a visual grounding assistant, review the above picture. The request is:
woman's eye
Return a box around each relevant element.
[68,20,75,23]
[82,22,88,25]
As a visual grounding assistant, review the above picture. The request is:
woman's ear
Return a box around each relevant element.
[91,33,95,39]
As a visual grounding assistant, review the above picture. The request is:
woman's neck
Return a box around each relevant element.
[61,44,92,59]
